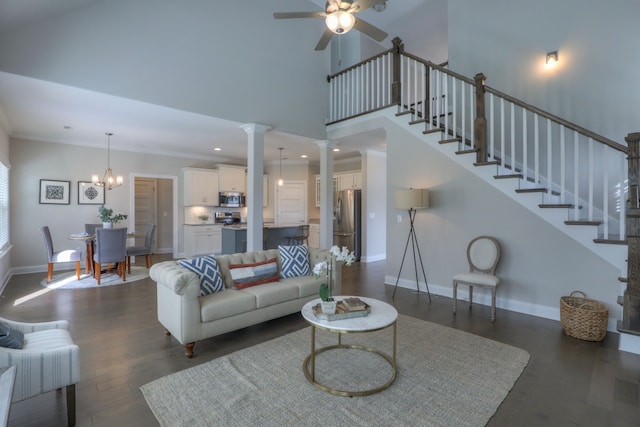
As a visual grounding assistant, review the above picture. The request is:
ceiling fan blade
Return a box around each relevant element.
[315,29,334,51]
[352,0,384,12]
[353,17,388,42]
[273,12,325,19]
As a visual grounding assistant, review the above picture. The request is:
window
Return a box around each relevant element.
[0,161,8,250]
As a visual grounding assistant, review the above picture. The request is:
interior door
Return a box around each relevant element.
[134,178,157,251]
[276,181,307,226]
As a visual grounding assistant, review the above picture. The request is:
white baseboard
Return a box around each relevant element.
[360,253,385,263]
[385,276,620,333]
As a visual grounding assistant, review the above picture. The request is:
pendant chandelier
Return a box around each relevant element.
[92,132,123,190]
[278,147,284,186]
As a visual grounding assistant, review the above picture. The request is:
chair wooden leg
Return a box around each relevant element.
[452,281,458,314]
[47,263,54,283]
[127,256,131,274]
[185,342,195,358]
[121,261,126,282]
[66,384,76,426]
[95,262,101,284]
[75,261,81,280]
[146,254,152,268]
[491,288,497,322]
[469,286,473,308]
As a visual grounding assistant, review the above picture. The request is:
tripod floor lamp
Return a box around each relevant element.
[392,188,431,301]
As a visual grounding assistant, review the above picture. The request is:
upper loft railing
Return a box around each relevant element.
[327,37,629,241]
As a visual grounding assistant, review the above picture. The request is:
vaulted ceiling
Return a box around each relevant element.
[0,0,442,163]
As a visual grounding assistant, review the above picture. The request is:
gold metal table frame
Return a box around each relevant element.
[301,297,398,397]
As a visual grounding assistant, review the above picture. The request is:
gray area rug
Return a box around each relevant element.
[141,315,530,427]
[40,266,149,289]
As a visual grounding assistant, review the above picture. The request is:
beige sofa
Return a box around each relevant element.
[149,248,341,357]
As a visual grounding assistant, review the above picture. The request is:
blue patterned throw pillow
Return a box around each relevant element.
[279,245,311,278]
[178,255,225,296]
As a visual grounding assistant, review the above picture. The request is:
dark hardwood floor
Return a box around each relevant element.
[1,255,639,426]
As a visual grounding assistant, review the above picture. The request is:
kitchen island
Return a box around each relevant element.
[221,224,308,254]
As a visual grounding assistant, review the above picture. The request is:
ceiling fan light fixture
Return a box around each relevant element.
[326,10,355,34]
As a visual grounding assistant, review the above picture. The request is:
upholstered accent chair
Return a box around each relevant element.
[0,318,79,426]
[126,224,156,273]
[93,227,127,285]
[452,236,502,321]
[41,226,81,283]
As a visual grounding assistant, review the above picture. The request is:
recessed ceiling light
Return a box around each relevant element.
[214,147,222,151]
[301,154,308,158]
[333,148,340,152]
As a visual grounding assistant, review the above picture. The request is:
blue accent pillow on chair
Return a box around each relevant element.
[178,255,225,296]
[278,245,311,278]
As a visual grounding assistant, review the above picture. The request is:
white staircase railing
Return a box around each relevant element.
[327,38,628,242]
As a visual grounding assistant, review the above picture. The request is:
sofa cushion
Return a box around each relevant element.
[239,280,300,308]
[229,258,280,289]
[279,245,311,278]
[178,255,225,296]
[0,321,23,349]
[200,290,256,323]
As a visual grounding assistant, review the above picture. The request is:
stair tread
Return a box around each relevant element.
[564,220,602,226]
[594,238,627,245]
[409,118,428,125]
[495,174,523,179]
[539,204,574,208]
[396,110,413,117]
[515,188,548,193]
[423,128,443,135]
[439,137,461,144]
[456,149,479,155]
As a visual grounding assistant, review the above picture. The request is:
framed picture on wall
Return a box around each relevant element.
[78,181,105,205]
[39,179,70,205]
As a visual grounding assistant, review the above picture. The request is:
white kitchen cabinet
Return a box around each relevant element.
[183,168,219,206]
[308,223,320,248]
[337,172,362,191]
[184,225,222,257]
[217,165,246,193]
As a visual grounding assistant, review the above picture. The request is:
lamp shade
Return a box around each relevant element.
[395,189,429,210]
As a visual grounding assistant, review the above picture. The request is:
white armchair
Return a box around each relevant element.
[0,318,79,426]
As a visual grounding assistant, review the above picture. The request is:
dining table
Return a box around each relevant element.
[69,231,143,276]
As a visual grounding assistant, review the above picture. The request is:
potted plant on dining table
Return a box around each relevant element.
[97,205,128,228]
[313,245,356,314]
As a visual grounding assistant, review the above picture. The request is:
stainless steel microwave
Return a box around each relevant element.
[219,191,245,207]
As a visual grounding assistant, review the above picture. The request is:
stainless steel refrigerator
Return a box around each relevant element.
[333,189,361,261]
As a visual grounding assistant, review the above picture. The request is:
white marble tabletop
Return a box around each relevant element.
[301,296,398,332]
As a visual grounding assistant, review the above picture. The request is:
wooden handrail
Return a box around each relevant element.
[326,47,396,82]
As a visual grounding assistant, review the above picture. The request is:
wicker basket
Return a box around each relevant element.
[560,291,608,341]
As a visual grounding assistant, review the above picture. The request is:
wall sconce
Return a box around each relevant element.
[546,50,559,65]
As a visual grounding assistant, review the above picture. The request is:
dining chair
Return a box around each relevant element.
[452,236,502,321]
[93,227,127,285]
[286,224,310,246]
[84,223,101,236]
[126,224,156,273]
[41,226,81,283]
[0,317,79,426]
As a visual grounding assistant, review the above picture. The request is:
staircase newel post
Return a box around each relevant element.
[474,73,487,164]
[624,132,640,331]
[391,37,404,107]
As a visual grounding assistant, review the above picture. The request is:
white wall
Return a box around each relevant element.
[0,122,10,289]
[0,0,331,140]
[448,0,640,143]
[362,150,386,262]
[328,112,620,324]
[9,138,208,271]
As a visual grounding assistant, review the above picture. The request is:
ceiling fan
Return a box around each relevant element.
[274,0,389,51]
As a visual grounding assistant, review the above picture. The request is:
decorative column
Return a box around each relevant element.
[240,123,271,252]
[624,132,640,332]
[316,140,337,249]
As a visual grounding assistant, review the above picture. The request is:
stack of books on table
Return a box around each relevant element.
[342,297,368,312]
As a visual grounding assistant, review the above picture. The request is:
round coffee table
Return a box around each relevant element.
[300,296,398,396]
